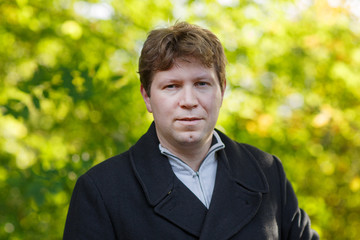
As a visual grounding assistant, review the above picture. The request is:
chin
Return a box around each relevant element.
[176,133,203,145]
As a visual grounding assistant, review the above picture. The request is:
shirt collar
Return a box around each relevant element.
[159,131,225,173]
[129,122,269,207]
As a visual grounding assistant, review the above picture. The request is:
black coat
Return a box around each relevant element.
[63,123,319,239]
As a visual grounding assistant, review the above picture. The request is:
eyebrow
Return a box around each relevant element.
[161,75,214,83]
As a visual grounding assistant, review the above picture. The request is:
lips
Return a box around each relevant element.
[179,117,201,121]
[176,117,203,121]
[176,118,203,127]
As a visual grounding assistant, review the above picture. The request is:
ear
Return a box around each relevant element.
[140,85,153,113]
[221,79,227,97]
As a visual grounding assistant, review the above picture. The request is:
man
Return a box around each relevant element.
[64,22,319,239]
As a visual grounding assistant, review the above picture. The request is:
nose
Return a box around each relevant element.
[179,86,198,109]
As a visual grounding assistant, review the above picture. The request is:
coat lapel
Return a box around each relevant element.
[154,177,208,237]
[199,132,270,240]
[129,123,207,237]
[130,124,270,239]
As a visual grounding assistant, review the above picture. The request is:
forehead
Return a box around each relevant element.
[153,57,217,82]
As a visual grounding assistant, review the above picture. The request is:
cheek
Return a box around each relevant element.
[151,96,173,114]
[205,94,222,110]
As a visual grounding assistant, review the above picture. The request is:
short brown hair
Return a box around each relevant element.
[138,22,227,96]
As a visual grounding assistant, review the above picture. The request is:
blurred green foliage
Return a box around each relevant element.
[1,0,359,239]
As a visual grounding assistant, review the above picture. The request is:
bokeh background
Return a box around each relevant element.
[1,0,360,239]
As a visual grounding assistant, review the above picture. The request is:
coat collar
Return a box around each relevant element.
[129,122,174,206]
[129,122,269,238]
[129,122,207,236]
[214,130,269,194]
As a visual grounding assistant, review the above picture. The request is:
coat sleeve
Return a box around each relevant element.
[63,173,116,240]
[274,156,320,240]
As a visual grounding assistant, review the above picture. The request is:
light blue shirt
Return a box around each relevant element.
[159,131,225,209]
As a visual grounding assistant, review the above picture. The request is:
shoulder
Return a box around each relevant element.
[78,150,134,190]
[89,151,131,175]
[239,143,282,169]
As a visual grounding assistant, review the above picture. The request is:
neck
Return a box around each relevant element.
[160,137,212,172]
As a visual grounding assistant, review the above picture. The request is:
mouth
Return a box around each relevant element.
[177,117,202,121]
[176,117,203,126]
[176,117,204,130]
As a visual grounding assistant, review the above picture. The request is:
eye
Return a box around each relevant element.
[166,84,176,88]
[163,84,178,90]
[196,81,210,87]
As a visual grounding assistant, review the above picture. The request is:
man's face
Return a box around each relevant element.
[141,58,225,152]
